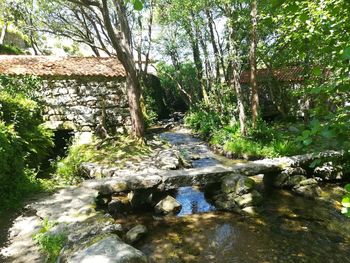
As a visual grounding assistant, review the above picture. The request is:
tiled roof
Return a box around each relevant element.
[0,56,126,78]
[240,67,305,83]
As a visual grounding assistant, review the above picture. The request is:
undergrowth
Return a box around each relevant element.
[55,136,152,184]
[33,219,67,263]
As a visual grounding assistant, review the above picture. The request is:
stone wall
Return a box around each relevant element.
[41,77,131,134]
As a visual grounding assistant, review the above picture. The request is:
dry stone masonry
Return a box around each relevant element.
[42,77,131,134]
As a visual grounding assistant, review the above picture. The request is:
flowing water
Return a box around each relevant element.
[124,129,350,263]
[1,128,350,262]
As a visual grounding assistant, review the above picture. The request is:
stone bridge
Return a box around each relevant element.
[82,150,344,193]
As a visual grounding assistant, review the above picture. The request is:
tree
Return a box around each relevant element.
[44,0,146,138]
[250,0,259,129]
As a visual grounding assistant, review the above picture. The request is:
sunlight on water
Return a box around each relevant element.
[175,187,215,216]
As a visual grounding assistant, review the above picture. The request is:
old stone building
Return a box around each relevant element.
[0,56,131,141]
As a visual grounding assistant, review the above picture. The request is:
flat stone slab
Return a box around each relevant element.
[80,150,344,191]
[67,236,148,263]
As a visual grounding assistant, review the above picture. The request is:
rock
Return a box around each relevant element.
[235,177,255,195]
[67,236,148,263]
[286,175,308,187]
[155,195,182,215]
[273,172,289,188]
[314,162,343,181]
[293,184,322,198]
[102,224,123,235]
[125,225,148,244]
[128,190,153,210]
[108,198,130,216]
[234,190,263,208]
[284,167,307,176]
[298,178,318,186]
[242,206,258,216]
[221,174,241,194]
[214,195,240,212]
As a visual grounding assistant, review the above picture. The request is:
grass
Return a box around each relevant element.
[55,135,153,184]
[33,219,67,263]
[185,109,349,159]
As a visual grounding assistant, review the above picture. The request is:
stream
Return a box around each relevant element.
[123,128,350,263]
[1,128,350,262]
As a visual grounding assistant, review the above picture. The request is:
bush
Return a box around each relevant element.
[0,44,24,55]
[0,89,53,211]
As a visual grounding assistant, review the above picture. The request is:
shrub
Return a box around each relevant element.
[0,44,24,55]
[0,89,53,211]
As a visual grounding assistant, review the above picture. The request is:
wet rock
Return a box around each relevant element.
[155,195,182,215]
[125,225,148,244]
[67,236,148,263]
[234,190,263,208]
[314,162,343,181]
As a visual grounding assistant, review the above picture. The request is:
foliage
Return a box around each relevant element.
[0,77,54,211]
[0,44,24,54]
[157,62,201,112]
[55,136,152,184]
[33,219,67,263]
[341,184,350,217]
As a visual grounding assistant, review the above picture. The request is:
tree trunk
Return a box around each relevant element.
[250,0,259,129]
[103,0,145,138]
[0,23,7,45]
[233,63,247,136]
[205,9,221,81]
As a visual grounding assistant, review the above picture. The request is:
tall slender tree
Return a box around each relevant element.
[250,0,259,128]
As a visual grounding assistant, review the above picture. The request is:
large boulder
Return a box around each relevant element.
[154,195,182,215]
[125,225,148,244]
[67,236,148,263]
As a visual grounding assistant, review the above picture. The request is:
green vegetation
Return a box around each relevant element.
[33,219,67,263]
[55,136,152,184]
[186,106,350,159]
[0,76,54,212]
[342,184,350,217]
[0,44,24,55]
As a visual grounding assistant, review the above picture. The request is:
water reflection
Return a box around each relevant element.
[175,187,215,216]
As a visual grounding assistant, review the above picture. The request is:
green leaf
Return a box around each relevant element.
[312,67,322,76]
[342,47,350,60]
[321,129,334,139]
[345,184,350,193]
[303,138,312,146]
[133,0,143,11]
[299,13,309,23]
[342,196,350,207]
